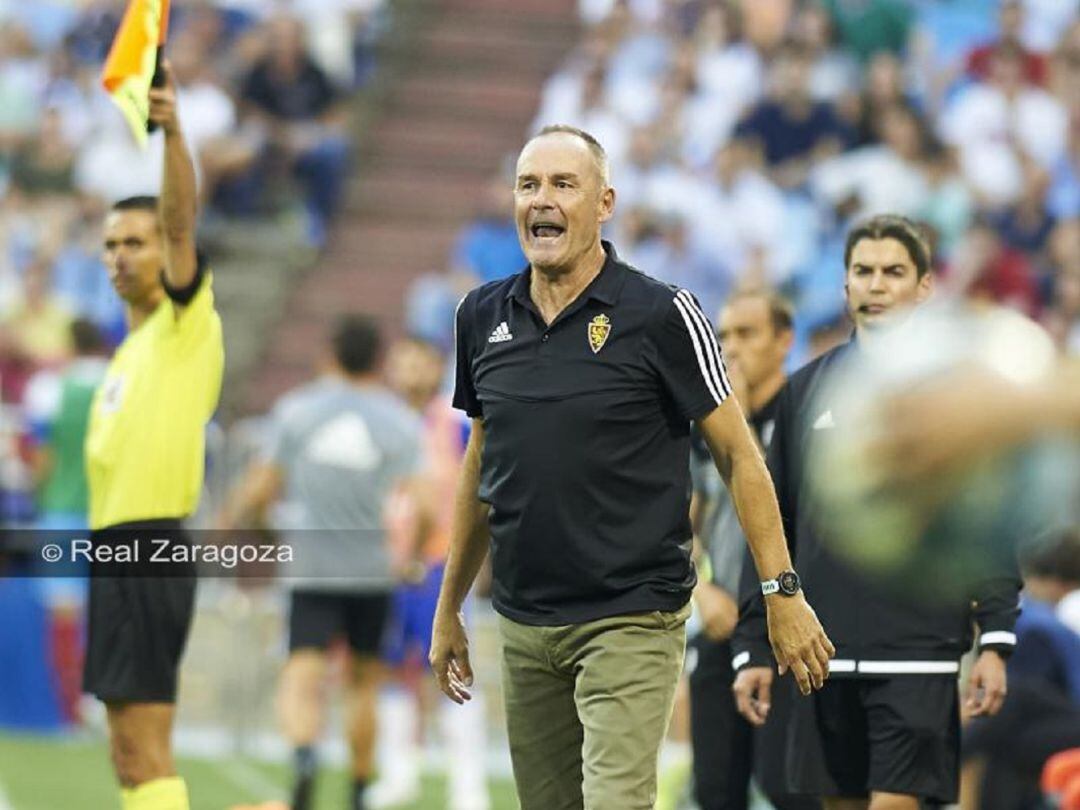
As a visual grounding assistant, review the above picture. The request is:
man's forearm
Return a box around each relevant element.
[436,424,489,614]
[160,125,198,288]
[726,444,792,582]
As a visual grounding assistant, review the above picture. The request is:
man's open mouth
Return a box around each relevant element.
[530,223,565,239]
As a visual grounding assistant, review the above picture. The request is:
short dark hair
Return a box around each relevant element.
[1020,529,1080,583]
[843,215,932,278]
[111,196,159,214]
[331,314,381,375]
[723,288,795,334]
[70,318,106,355]
[531,124,609,185]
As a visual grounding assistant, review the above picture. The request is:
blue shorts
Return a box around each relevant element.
[382,562,445,666]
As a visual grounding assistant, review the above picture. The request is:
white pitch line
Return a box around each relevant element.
[206,758,286,804]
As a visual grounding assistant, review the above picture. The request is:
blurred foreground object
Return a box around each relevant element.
[809,301,1079,597]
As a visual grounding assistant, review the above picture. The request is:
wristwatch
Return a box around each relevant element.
[761,570,801,596]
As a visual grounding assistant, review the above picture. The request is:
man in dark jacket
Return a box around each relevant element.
[731,214,1021,810]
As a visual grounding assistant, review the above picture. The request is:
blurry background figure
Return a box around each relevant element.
[219,315,424,810]
[372,336,489,810]
[810,301,1077,598]
[685,289,819,810]
[960,529,1080,810]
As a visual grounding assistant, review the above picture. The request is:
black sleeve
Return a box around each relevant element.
[451,293,482,418]
[971,559,1022,656]
[731,382,797,671]
[646,290,731,422]
[160,250,207,305]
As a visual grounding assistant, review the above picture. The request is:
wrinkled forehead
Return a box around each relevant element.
[104,209,160,241]
[516,133,601,185]
[848,237,916,270]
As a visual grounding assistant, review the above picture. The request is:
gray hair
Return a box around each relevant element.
[530,124,610,187]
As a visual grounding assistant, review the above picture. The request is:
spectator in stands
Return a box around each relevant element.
[820,0,913,64]
[987,158,1057,260]
[8,108,76,197]
[946,219,1040,317]
[621,210,730,320]
[812,102,930,224]
[169,29,257,206]
[791,2,860,104]
[734,40,852,190]
[0,22,45,153]
[941,41,1068,207]
[240,13,349,247]
[692,3,764,132]
[917,141,975,261]
[966,0,1049,87]
[3,253,73,366]
[689,138,790,290]
[451,173,526,286]
[848,51,915,147]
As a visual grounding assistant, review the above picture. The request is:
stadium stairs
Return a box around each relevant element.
[228,0,577,417]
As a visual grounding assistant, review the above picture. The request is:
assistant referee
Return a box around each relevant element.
[82,61,224,810]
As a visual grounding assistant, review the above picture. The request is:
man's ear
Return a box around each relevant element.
[916,270,934,303]
[598,186,616,224]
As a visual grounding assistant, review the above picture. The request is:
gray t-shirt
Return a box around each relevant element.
[264,376,422,592]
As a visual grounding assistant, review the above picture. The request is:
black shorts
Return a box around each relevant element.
[288,590,391,656]
[789,676,960,803]
[83,521,197,703]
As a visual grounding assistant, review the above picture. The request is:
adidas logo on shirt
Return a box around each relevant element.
[488,321,513,343]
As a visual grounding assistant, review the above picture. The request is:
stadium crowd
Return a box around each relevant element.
[0,0,385,525]
[411,0,1080,365]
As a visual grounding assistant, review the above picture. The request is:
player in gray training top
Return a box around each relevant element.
[220,314,425,810]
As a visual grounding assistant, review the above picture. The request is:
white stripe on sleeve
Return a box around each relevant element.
[676,289,732,398]
[672,292,730,405]
[979,631,1017,647]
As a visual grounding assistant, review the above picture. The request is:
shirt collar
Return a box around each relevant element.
[506,240,626,308]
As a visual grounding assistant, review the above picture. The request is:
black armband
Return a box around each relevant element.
[160,251,207,305]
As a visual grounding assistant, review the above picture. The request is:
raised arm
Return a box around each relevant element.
[148,60,199,295]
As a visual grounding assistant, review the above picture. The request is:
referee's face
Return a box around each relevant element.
[844,237,931,332]
[103,210,165,306]
[514,133,614,275]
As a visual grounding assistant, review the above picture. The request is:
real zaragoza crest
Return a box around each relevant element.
[588,313,611,354]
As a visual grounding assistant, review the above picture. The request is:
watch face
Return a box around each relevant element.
[778,571,800,595]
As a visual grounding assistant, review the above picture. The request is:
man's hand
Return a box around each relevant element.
[964,650,1007,718]
[867,369,1040,487]
[429,608,473,705]
[694,582,738,641]
[733,666,773,726]
[766,593,834,695]
[148,59,180,136]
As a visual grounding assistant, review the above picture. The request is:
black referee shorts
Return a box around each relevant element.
[788,676,960,804]
[83,520,196,704]
[288,589,391,656]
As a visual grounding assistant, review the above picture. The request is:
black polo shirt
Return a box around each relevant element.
[453,241,732,625]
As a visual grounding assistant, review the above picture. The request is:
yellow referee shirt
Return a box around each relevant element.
[85,272,224,530]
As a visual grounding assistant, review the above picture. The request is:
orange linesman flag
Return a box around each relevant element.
[100,0,170,148]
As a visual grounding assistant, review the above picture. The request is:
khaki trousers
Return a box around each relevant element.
[498,602,690,810]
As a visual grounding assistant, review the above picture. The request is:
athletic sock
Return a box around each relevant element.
[351,779,368,810]
[291,745,317,810]
[120,776,190,810]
